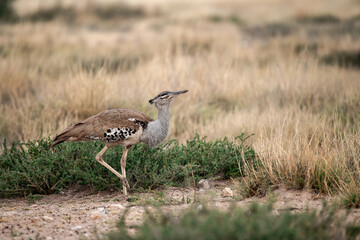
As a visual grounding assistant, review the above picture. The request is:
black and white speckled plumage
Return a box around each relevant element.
[103,127,137,143]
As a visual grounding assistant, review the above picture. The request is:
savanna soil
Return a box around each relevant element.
[1,181,359,240]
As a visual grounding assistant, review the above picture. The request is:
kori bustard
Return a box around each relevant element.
[49,90,188,195]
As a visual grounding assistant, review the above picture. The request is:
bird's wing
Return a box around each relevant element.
[50,109,153,146]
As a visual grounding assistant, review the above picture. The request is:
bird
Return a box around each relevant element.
[49,90,188,195]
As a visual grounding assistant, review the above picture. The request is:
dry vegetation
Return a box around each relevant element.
[0,0,360,203]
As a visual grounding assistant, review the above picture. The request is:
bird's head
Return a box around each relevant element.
[149,90,188,107]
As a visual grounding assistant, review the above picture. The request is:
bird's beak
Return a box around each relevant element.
[172,90,189,95]
[149,90,188,105]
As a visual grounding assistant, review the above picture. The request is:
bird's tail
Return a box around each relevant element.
[48,122,85,149]
[48,133,70,149]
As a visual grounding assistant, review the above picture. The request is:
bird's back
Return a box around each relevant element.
[50,109,153,148]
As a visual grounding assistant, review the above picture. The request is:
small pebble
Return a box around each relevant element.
[43,216,54,221]
[222,187,234,197]
[72,225,83,230]
[110,204,124,210]
[198,179,210,189]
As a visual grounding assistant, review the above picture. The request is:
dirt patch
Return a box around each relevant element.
[0,181,359,239]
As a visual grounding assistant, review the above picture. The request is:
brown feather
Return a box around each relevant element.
[49,109,153,148]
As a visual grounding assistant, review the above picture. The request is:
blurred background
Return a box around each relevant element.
[0,0,359,162]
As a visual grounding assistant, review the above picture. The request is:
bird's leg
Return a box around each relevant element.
[120,146,131,195]
[95,146,130,191]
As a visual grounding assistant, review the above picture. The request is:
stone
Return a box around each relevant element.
[222,187,234,197]
[72,225,83,230]
[43,216,54,221]
[198,179,210,189]
[109,204,124,210]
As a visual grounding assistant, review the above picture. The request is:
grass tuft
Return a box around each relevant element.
[341,181,360,209]
[237,169,273,198]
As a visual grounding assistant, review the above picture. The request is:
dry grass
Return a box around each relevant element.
[1,0,359,201]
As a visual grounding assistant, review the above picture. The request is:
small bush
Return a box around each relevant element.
[0,0,17,22]
[297,14,340,24]
[170,40,212,56]
[92,4,146,20]
[321,50,360,69]
[207,14,244,26]
[23,5,76,22]
[245,23,294,38]
[0,134,256,197]
[294,43,318,55]
[106,202,358,240]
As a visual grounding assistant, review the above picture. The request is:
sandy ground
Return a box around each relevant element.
[1,181,359,240]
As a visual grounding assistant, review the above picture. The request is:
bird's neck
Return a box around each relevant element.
[156,104,170,128]
[141,104,170,147]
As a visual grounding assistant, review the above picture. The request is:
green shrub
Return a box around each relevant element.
[207,14,244,26]
[321,50,360,69]
[0,133,255,197]
[0,0,17,22]
[296,14,340,24]
[92,4,146,20]
[106,202,358,240]
[23,5,76,22]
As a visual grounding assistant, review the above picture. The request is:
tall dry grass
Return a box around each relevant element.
[0,0,359,202]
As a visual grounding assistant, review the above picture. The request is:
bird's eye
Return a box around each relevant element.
[161,96,169,99]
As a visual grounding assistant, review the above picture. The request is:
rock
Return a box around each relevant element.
[3,211,17,217]
[72,225,83,230]
[196,204,203,210]
[43,216,54,221]
[222,187,234,197]
[109,204,124,210]
[91,215,101,220]
[198,179,210,189]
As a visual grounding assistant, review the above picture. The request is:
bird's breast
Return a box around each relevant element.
[140,121,169,147]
